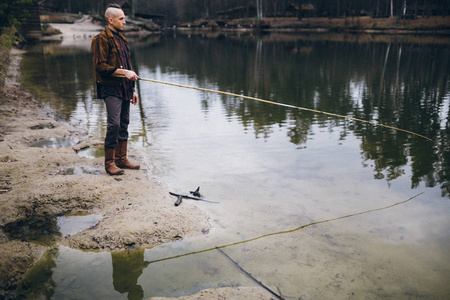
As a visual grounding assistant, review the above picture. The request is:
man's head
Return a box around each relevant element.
[105,3,125,32]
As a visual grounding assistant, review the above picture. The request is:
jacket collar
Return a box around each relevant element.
[104,26,127,44]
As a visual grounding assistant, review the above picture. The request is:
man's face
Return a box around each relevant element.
[108,8,126,32]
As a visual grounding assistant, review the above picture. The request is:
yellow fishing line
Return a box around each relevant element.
[147,192,423,265]
[131,76,432,141]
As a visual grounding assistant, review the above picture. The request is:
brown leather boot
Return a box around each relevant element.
[105,147,124,175]
[115,141,140,169]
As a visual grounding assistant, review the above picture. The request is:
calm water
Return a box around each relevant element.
[17,32,450,299]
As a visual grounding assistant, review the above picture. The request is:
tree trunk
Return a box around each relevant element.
[256,0,263,21]
[402,0,407,19]
[376,0,380,17]
[337,0,340,17]
[298,0,302,20]
[273,0,276,17]
[203,0,209,18]
[390,0,394,17]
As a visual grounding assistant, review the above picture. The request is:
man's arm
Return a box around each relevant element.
[92,35,116,77]
[92,34,139,81]
[112,68,139,81]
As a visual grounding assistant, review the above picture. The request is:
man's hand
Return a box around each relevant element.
[125,70,139,81]
[131,92,138,105]
[113,68,139,81]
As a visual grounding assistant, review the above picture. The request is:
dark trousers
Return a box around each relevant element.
[103,95,130,149]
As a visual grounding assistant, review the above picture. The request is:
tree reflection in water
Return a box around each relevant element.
[20,33,450,197]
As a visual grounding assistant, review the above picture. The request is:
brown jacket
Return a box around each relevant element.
[91,26,133,86]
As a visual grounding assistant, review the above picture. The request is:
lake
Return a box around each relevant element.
[17,31,450,299]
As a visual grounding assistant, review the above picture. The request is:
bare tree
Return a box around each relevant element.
[402,0,407,18]
[256,0,263,20]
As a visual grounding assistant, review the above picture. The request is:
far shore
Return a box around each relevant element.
[41,13,450,32]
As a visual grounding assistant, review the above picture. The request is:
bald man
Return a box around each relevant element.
[92,3,140,175]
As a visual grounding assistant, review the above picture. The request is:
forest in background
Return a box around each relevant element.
[1,0,449,35]
[34,0,450,23]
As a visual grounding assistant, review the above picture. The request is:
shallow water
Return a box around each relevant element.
[57,214,102,237]
[49,166,104,175]
[3,213,102,246]
[16,32,450,299]
[29,137,79,148]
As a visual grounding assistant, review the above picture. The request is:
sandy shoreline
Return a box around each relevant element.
[0,19,275,299]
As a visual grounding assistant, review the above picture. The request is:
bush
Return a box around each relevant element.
[0,0,34,35]
[0,27,20,48]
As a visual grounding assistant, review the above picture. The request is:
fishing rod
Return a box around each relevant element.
[117,75,432,141]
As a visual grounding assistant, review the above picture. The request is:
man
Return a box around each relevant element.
[91,3,140,175]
